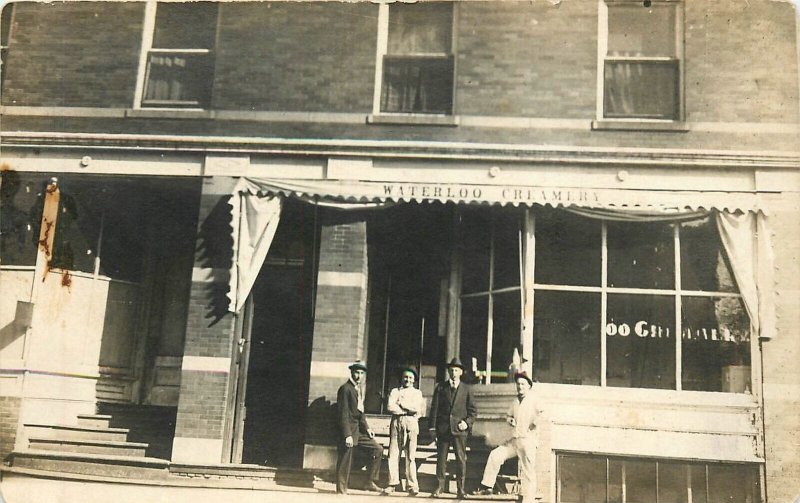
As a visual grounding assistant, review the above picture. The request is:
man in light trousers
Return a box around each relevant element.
[470,371,540,503]
[383,367,425,496]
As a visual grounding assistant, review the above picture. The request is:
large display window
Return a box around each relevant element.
[558,454,760,503]
[456,207,751,392]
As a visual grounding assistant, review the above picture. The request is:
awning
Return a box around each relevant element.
[227,176,776,345]
[236,176,764,213]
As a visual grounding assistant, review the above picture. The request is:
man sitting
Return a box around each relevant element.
[470,372,540,503]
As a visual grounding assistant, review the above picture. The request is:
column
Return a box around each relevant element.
[303,210,369,470]
[171,176,239,464]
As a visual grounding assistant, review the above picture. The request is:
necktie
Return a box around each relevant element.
[356,385,364,413]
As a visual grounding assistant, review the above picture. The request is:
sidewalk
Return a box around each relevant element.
[0,471,516,503]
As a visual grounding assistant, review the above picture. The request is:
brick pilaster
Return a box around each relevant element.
[171,176,239,464]
[303,210,369,469]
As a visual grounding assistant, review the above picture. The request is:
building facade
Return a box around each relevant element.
[0,1,798,502]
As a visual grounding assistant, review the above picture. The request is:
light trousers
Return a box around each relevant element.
[480,436,537,502]
[387,416,419,491]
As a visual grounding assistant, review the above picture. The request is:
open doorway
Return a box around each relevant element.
[237,199,316,467]
[365,202,454,412]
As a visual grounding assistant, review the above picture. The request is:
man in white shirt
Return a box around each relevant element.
[383,367,425,496]
[470,371,540,503]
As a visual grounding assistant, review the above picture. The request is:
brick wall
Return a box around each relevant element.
[212,2,378,112]
[3,0,795,127]
[0,396,21,462]
[685,1,799,123]
[1,2,143,107]
[456,1,597,118]
[172,177,238,462]
[761,203,800,502]
[304,211,369,453]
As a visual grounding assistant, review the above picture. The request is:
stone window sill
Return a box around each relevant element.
[591,119,689,132]
[367,113,459,127]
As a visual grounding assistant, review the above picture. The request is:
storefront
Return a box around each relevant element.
[223,163,772,500]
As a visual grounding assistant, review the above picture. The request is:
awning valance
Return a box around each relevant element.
[236,176,764,213]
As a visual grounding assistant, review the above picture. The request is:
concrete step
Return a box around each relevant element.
[77,414,113,429]
[24,423,130,443]
[27,437,149,457]
[9,450,169,480]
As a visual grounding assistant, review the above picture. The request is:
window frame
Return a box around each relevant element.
[454,207,758,393]
[456,207,524,383]
[556,453,761,503]
[133,1,219,110]
[594,0,686,129]
[370,1,458,121]
[1,2,15,90]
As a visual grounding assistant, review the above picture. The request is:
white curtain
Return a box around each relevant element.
[227,188,283,313]
[716,211,777,340]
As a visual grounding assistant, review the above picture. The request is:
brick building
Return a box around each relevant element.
[0,1,798,502]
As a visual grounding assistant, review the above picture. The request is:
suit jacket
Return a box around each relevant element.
[428,380,477,437]
[337,380,369,440]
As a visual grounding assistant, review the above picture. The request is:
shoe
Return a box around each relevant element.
[367,481,382,492]
[383,485,401,495]
[457,491,466,500]
[470,486,494,496]
[408,488,419,497]
[431,487,444,498]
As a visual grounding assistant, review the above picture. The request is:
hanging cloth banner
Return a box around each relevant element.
[235,176,763,213]
[228,180,283,313]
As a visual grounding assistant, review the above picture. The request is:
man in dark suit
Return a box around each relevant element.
[428,357,477,499]
[336,360,383,495]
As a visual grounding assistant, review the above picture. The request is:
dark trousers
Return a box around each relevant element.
[436,434,468,492]
[336,431,382,494]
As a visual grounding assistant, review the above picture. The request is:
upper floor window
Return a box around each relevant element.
[1,3,14,89]
[136,2,218,109]
[600,1,682,121]
[376,2,454,115]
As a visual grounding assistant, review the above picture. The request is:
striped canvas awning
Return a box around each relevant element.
[235,176,764,213]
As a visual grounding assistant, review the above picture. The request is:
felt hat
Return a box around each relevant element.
[513,371,533,386]
[446,357,465,370]
[400,366,418,379]
[348,360,367,372]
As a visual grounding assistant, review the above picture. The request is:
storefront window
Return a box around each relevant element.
[680,217,738,293]
[606,294,675,389]
[0,170,41,266]
[457,207,750,391]
[558,454,760,503]
[529,208,751,392]
[682,296,751,392]
[534,207,601,287]
[534,291,601,386]
[607,220,674,289]
[458,207,522,382]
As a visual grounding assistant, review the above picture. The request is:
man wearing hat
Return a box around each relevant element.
[336,360,383,495]
[470,371,541,503]
[384,366,425,496]
[428,357,477,498]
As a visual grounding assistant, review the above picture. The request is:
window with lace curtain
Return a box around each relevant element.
[601,1,682,121]
[379,2,454,115]
[140,2,218,109]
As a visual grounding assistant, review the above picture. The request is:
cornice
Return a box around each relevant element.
[1,131,798,170]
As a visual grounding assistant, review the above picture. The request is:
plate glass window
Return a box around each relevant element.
[558,454,760,503]
[142,2,217,109]
[603,2,680,120]
[380,2,454,114]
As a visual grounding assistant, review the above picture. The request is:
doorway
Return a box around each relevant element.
[365,202,454,412]
[237,199,316,467]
